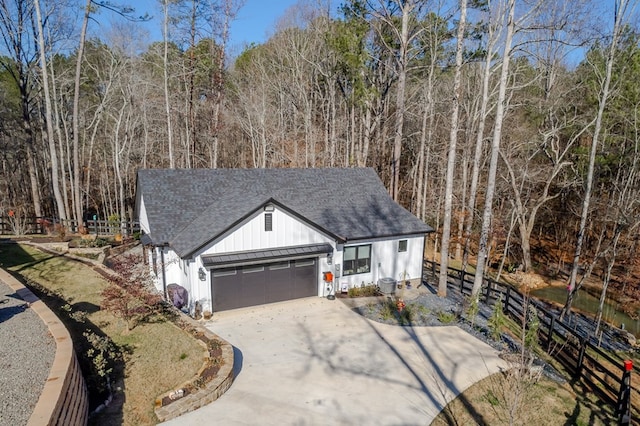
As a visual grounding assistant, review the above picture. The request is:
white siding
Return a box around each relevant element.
[333,235,424,291]
[194,206,336,312]
[138,194,150,234]
[201,206,334,255]
[155,203,426,313]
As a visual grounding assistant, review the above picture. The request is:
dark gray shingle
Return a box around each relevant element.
[136,168,433,257]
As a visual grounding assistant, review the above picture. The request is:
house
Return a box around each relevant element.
[135,167,433,315]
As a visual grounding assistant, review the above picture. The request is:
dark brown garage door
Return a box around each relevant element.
[212,258,318,311]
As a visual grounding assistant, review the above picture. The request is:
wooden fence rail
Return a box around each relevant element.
[0,216,139,236]
[424,259,639,419]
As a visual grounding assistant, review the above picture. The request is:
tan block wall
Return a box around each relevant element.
[0,268,89,426]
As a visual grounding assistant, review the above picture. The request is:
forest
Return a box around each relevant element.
[0,0,639,315]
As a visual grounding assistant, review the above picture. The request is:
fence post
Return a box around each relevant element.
[504,286,511,315]
[547,315,555,351]
[616,360,633,425]
[431,261,436,277]
[576,337,587,378]
[485,279,493,303]
[459,269,465,293]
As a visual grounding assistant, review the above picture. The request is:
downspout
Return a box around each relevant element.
[421,234,427,287]
[159,246,168,300]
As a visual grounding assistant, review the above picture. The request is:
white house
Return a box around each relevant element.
[135,167,433,314]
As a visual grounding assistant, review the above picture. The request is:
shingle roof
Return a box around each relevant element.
[136,167,433,257]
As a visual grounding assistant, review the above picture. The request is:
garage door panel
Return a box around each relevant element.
[212,257,318,312]
[293,259,317,299]
[212,268,240,310]
[267,262,293,303]
[240,266,267,307]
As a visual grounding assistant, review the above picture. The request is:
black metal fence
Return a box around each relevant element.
[424,259,639,420]
[0,216,139,236]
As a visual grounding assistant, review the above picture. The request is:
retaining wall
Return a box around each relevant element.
[0,268,89,426]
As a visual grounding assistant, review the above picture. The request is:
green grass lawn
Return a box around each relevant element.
[0,243,204,425]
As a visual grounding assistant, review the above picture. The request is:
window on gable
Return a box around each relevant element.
[343,244,371,276]
[398,240,408,252]
[265,213,273,231]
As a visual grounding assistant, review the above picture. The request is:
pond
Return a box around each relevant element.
[531,286,640,337]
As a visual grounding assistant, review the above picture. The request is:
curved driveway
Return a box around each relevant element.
[163,297,506,425]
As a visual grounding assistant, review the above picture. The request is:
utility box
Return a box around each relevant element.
[378,277,396,295]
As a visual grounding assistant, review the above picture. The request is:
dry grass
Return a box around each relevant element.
[0,243,203,425]
[431,370,613,426]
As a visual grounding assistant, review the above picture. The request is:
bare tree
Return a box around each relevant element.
[438,0,467,297]
[562,0,631,319]
[34,0,66,222]
[472,0,517,298]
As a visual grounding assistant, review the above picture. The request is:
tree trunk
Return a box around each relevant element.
[472,0,516,299]
[162,0,175,169]
[438,0,467,297]
[34,0,66,221]
[562,0,627,320]
[70,0,91,228]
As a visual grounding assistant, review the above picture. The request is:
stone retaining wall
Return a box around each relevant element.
[154,314,235,422]
[0,269,89,426]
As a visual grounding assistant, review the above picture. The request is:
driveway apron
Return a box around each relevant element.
[162,297,506,425]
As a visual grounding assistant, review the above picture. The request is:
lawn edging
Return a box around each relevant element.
[153,314,235,422]
[0,267,89,426]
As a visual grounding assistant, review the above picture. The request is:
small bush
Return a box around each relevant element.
[101,254,164,331]
[380,300,395,321]
[83,331,121,393]
[347,284,378,297]
[437,311,456,324]
[466,295,480,327]
[488,296,506,341]
[398,303,414,325]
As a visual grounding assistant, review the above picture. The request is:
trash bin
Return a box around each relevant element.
[378,277,396,295]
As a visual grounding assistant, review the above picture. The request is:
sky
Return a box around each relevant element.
[131,0,302,55]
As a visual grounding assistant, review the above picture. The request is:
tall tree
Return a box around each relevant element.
[438,0,467,297]
[472,0,517,298]
[34,0,66,221]
[561,0,630,319]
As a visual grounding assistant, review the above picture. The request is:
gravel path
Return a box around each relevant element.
[0,279,56,426]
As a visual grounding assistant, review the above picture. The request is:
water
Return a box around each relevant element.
[531,286,640,338]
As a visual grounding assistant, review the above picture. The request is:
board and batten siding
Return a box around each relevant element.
[333,235,424,290]
[137,194,150,233]
[201,206,335,254]
[193,206,336,313]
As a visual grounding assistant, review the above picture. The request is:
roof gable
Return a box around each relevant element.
[136,168,433,256]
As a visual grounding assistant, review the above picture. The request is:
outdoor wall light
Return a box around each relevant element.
[198,267,207,281]
[264,204,275,212]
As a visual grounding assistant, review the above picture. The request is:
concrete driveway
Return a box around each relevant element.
[162,297,506,425]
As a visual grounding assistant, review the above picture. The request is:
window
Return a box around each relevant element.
[343,245,371,276]
[265,213,273,231]
[243,265,265,274]
[398,240,408,252]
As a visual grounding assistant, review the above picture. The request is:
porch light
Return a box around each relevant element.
[198,267,207,281]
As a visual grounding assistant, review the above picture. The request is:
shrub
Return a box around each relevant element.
[437,311,456,324]
[347,284,378,297]
[380,300,395,321]
[101,254,163,331]
[466,295,480,327]
[83,331,121,393]
[488,296,506,341]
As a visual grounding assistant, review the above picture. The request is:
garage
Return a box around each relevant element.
[211,258,318,311]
